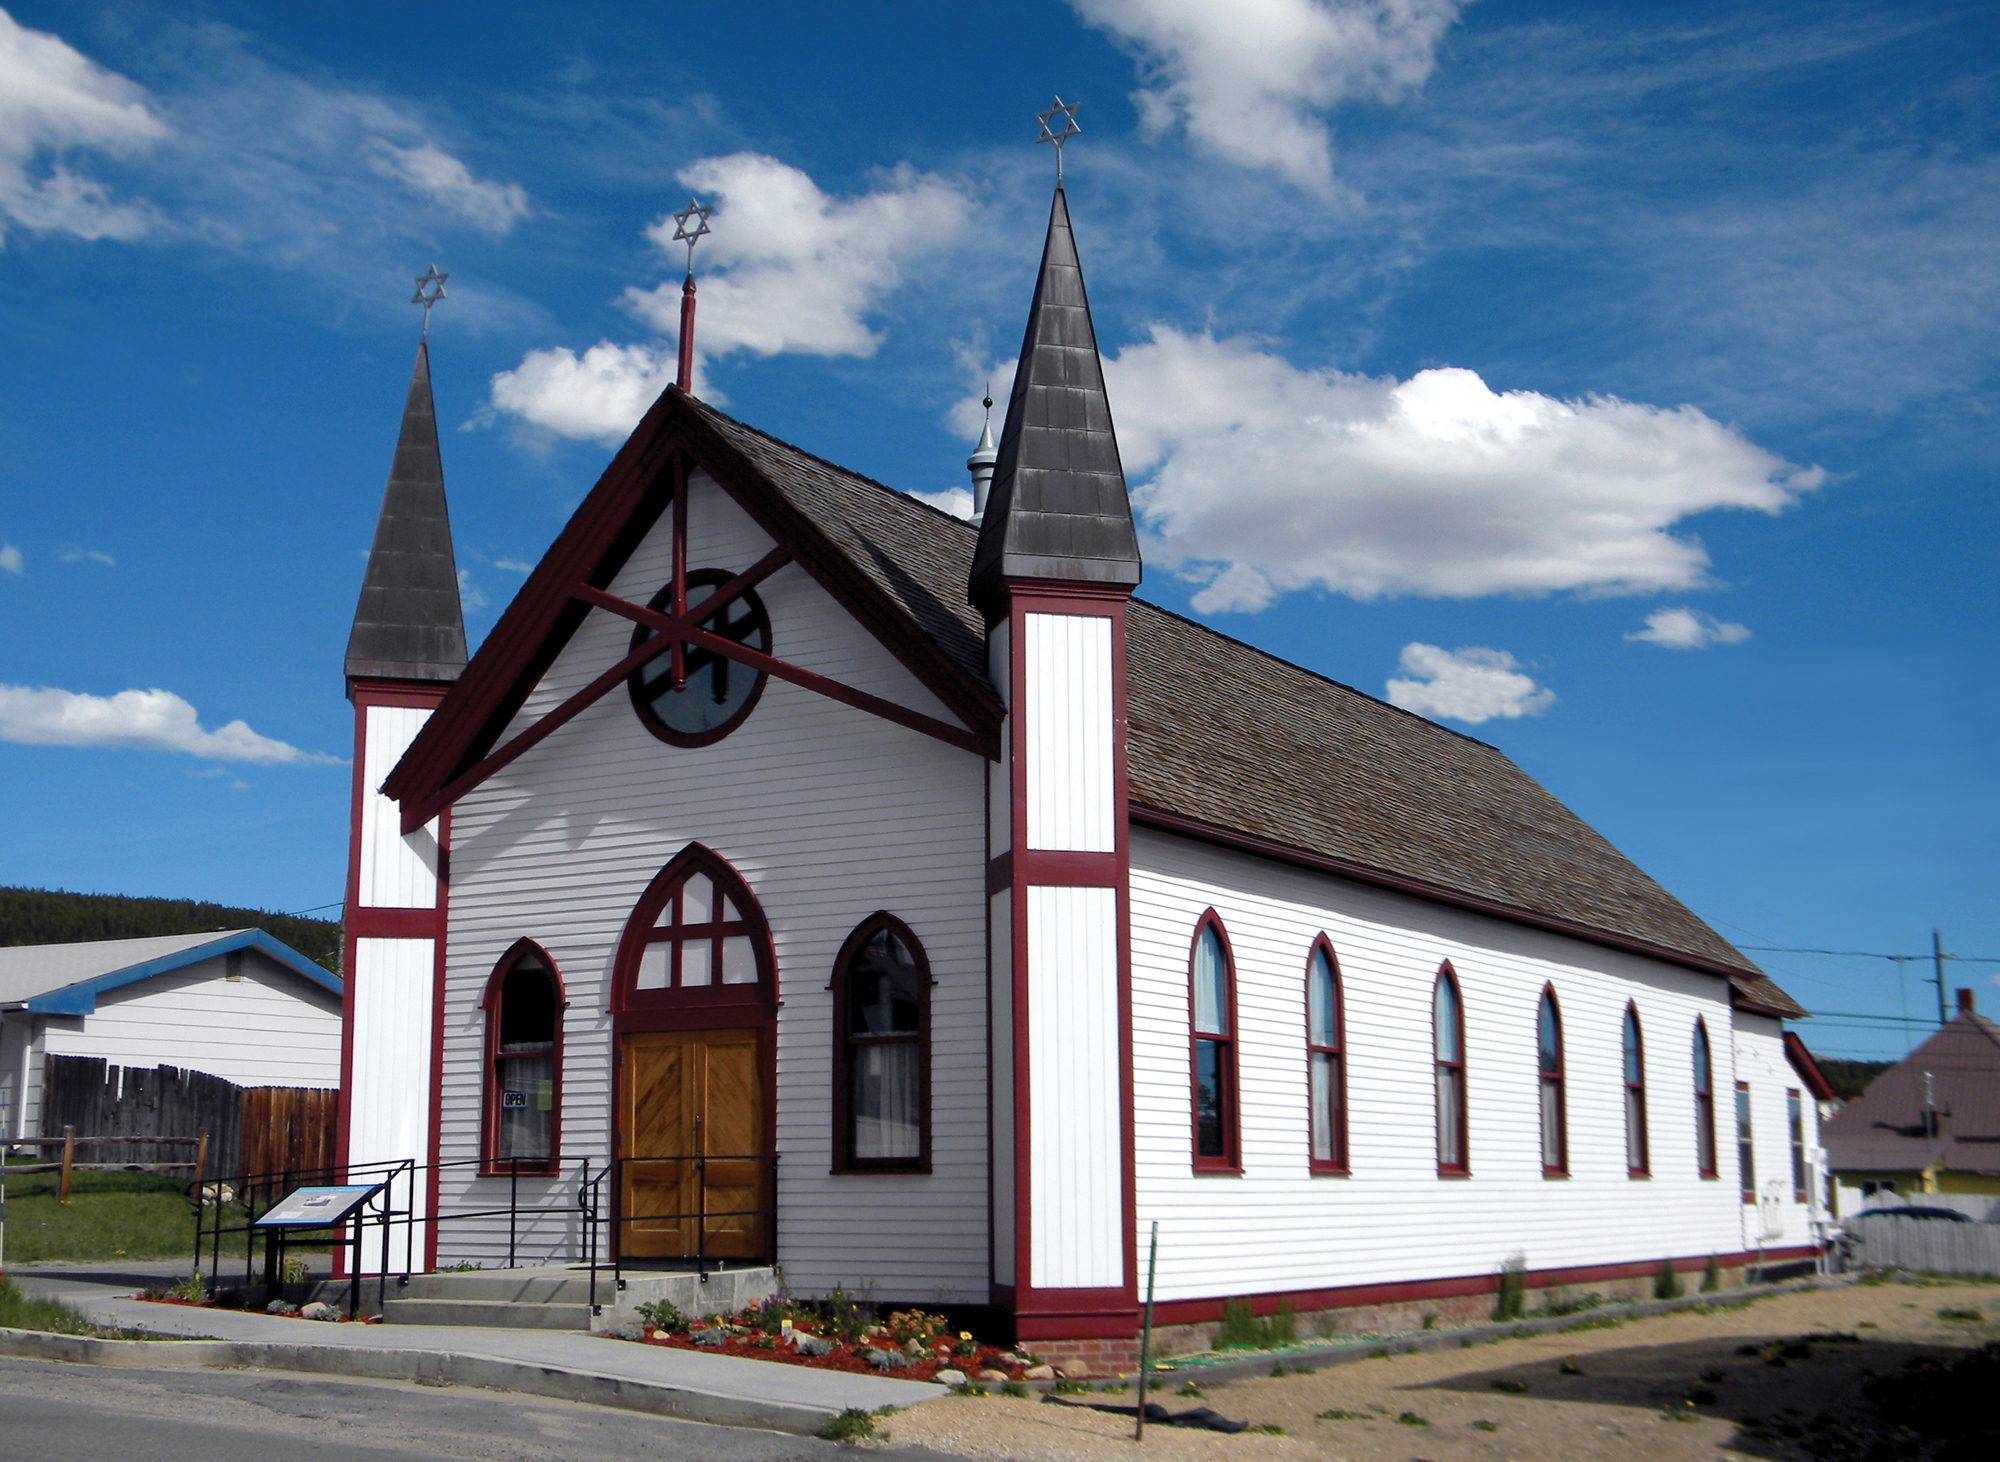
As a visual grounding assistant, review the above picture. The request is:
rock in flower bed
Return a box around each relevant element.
[614,1296,1040,1382]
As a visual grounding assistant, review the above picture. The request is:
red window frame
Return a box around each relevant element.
[1305,936,1348,1175]
[1188,911,1240,1174]
[1692,1019,1717,1178]
[1736,1080,1755,1203]
[479,938,567,1177]
[1538,984,1567,1177]
[1434,963,1469,1176]
[830,912,932,1176]
[1788,1088,1808,1203]
[1623,1002,1650,1178]
[611,842,776,1025]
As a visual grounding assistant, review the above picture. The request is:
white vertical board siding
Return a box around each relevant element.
[990,889,1015,1288]
[435,471,989,1295]
[1026,885,1122,1289]
[349,937,433,1272]
[39,953,341,1087]
[988,619,1012,860]
[1129,826,1753,1304]
[360,706,440,909]
[1023,614,1113,853]
[0,1014,31,1138]
[1732,1013,1823,1249]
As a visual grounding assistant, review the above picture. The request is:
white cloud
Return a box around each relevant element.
[0,7,165,241]
[625,154,971,359]
[0,684,341,764]
[1028,327,1822,604]
[0,543,20,574]
[493,558,535,574]
[909,487,976,520]
[58,544,114,566]
[1073,0,1461,190]
[1385,643,1554,725]
[369,141,530,234]
[456,568,487,611]
[486,340,680,446]
[1627,605,1751,650]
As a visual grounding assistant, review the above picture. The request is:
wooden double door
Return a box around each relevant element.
[619,1028,769,1260]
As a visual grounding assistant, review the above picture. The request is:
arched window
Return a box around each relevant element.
[1190,914,1238,1171]
[1434,965,1468,1175]
[482,941,565,1174]
[1623,1003,1650,1177]
[831,914,930,1173]
[613,843,774,1014]
[1306,939,1347,1174]
[1538,986,1566,1176]
[1692,1019,1717,1178]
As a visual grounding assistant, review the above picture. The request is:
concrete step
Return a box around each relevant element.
[393,1267,599,1305]
[381,1297,593,1329]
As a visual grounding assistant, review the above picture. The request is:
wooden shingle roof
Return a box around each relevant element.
[690,401,1800,1013]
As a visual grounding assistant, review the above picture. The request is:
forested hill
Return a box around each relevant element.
[0,887,341,974]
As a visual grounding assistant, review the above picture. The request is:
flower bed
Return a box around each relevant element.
[613,1300,1040,1383]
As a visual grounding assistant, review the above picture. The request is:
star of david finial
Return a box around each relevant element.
[411,265,447,335]
[1036,96,1081,182]
[672,196,712,275]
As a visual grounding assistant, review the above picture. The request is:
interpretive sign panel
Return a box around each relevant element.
[252,1185,378,1228]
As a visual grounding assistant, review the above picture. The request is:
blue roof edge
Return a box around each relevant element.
[23,929,342,1015]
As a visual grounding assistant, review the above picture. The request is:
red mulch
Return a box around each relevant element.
[626,1328,1026,1381]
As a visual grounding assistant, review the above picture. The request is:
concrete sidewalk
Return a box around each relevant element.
[5,1263,944,1434]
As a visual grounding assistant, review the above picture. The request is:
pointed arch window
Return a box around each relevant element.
[832,914,930,1173]
[1306,939,1347,1174]
[481,941,565,1175]
[1538,986,1567,1176]
[1692,1019,1717,1178]
[613,843,775,1017]
[1623,1003,1650,1177]
[1434,965,1468,1175]
[1190,914,1239,1172]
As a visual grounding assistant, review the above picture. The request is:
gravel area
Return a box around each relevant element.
[883,1278,2000,1461]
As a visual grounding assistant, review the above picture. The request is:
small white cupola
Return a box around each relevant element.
[967,390,998,522]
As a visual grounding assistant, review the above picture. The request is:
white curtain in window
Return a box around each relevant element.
[852,1043,919,1159]
[1193,927,1227,1035]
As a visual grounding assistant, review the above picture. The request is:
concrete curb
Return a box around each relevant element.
[0,1327,859,1434]
[1129,1273,1849,1386]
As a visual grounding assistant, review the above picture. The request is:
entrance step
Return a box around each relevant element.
[381,1297,592,1329]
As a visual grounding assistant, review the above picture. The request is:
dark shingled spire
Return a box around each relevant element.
[344,339,468,684]
[970,186,1141,614]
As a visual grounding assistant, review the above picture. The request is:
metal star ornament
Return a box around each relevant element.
[1036,96,1082,182]
[671,196,712,274]
[411,265,447,334]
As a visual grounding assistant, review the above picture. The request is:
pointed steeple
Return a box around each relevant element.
[970,186,1141,614]
[344,339,468,685]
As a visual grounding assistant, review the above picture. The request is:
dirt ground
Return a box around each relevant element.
[882,1278,2000,1462]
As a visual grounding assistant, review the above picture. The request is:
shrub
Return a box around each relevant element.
[1701,1255,1721,1293]
[1654,1260,1684,1300]
[636,1298,689,1333]
[1492,1254,1527,1322]
[886,1308,950,1345]
[169,1269,207,1304]
[1216,1296,1296,1350]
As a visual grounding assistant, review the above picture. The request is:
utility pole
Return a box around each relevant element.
[1933,930,1949,1026]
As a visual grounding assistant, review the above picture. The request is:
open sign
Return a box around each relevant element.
[502,1090,528,1109]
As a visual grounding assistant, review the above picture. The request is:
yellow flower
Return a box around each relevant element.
[960,1331,973,1340]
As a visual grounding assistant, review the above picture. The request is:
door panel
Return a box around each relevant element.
[619,1028,767,1260]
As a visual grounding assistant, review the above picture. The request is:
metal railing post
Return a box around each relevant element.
[509,1156,519,1269]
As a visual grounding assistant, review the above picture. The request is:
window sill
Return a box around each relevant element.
[830,1163,931,1176]
[1308,1163,1350,1178]
[1192,1160,1243,1176]
[1542,1167,1569,1179]
[1436,1167,1472,1179]
[480,1161,558,1179]
[1628,1170,1652,1180]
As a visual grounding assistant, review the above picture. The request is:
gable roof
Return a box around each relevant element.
[386,392,1796,1013]
[1821,1009,2000,1175]
[0,929,341,1015]
[345,339,468,684]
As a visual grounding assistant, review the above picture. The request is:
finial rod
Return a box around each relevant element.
[1036,96,1081,184]
[670,198,712,392]
[412,265,447,337]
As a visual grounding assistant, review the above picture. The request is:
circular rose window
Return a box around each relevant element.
[627,569,773,747]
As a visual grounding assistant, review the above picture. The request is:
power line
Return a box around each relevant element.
[1741,945,2000,964]
[280,900,345,918]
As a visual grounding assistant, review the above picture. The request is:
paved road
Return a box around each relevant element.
[0,1356,962,1462]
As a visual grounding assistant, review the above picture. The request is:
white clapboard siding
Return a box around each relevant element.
[434,471,989,1298]
[38,951,341,1089]
[360,705,441,909]
[1,1014,45,1139]
[990,888,1015,1288]
[1027,885,1122,1289]
[349,936,434,1272]
[1129,826,1755,1303]
[1732,1013,1824,1250]
[988,619,1011,860]
[1023,614,1113,852]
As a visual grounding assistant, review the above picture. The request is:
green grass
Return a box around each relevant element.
[0,1275,100,1334]
[1,1168,198,1263]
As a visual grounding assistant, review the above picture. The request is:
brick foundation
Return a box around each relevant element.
[1029,1336,1140,1376]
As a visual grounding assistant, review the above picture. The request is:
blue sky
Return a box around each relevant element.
[0,0,1994,1057]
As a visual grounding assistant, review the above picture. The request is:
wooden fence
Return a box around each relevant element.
[1847,1215,2000,1277]
[38,1055,335,1180]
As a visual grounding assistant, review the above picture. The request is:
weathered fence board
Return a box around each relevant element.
[1848,1215,2000,1277]
[39,1056,335,1182]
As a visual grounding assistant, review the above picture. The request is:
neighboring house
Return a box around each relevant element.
[0,929,343,1141]
[335,183,1818,1367]
[1823,989,2000,1222]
